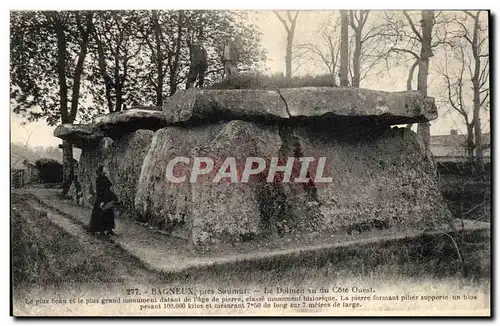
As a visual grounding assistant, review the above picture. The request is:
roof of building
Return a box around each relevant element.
[430,132,491,158]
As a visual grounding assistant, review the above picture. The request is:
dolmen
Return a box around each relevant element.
[54,87,451,244]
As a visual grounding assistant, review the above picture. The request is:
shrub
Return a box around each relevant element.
[437,161,490,177]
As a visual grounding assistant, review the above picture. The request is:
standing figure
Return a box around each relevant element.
[186,39,208,89]
[223,39,240,78]
[88,166,118,236]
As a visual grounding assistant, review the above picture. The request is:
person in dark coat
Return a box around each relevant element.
[186,37,208,89]
[88,166,118,236]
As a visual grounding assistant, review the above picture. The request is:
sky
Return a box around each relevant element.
[9,10,490,148]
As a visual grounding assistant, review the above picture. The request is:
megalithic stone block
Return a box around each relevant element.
[54,87,450,245]
[77,137,114,207]
[278,87,438,124]
[162,89,290,124]
[135,120,283,243]
[76,130,154,209]
[161,87,438,125]
[93,109,167,139]
[135,120,451,244]
[53,124,104,149]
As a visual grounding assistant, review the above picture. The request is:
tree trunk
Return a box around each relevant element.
[285,34,293,80]
[339,11,349,87]
[169,10,183,96]
[417,10,434,150]
[407,59,419,91]
[471,12,483,164]
[405,60,419,130]
[70,12,92,121]
[116,83,123,112]
[416,57,431,147]
[54,15,68,123]
[93,30,114,113]
[473,99,483,163]
[352,32,361,87]
[152,10,164,106]
[113,45,121,112]
[274,11,298,82]
[466,122,475,162]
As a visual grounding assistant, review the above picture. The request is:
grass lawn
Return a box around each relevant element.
[11,192,490,316]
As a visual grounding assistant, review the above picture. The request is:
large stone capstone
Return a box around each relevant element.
[162,89,289,124]
[54,124,104,148]
[279,87,438,124]
[161,87,438,125]
[93,109,167,138]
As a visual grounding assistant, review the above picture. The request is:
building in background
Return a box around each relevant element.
[11,159,40,188]
[430,130,491,163]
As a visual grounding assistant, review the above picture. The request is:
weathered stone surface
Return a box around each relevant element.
[67,181,83,205]
[77,137,114,207]
[53,124,104,148]
[279,87,438,124]
[109,130,154,212]
[94,109,167,138]
[76,131,154,211]
[288,125,451,232]
[162,89,289,124]
[135,120,450,244]
[135,120,282,243]
[67,86,448,245]
[161,88,437,126]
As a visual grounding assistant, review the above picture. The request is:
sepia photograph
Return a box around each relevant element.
[9,7,491,317]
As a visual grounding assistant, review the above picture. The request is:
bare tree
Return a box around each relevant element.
[348,10,370,87]
[294,16,340,84]
[383,10,453,145]
[346,10,391,87]
[294,11,387,87]
[274,10,299,80]
[462,10,489,163]
[414,10,435,149]
[439,46,475,159]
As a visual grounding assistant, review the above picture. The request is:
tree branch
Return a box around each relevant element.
[273,11,290,33]
[403,11,423,41]
[390,47,420,60]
